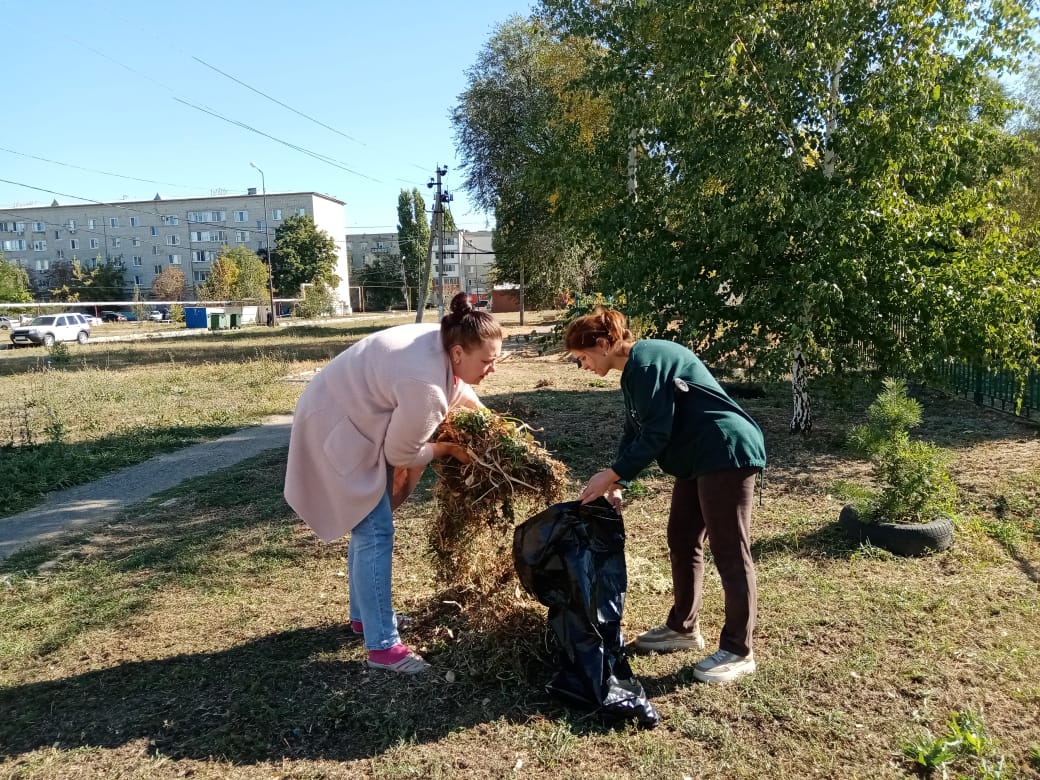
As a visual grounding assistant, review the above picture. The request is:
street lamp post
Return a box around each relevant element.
[250,162,277,326]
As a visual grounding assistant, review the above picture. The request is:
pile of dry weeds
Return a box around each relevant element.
[429,407,568,598]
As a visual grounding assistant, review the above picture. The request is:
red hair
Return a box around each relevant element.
[564,306,633,350]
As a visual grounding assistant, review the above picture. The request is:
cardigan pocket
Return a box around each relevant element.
[322,417,378,479]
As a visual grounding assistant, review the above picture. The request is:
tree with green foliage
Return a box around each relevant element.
[50,256,126,301]
[354,254,410,311]
[197,255,239,301]
[204,245,270,302]
[538,0,1040,425]
[296,279,337,318]
[272,215,339,298]
[397,188,431,318]
[1008,63,1040,232]
[452,15,609,306]
[0,252,32,303]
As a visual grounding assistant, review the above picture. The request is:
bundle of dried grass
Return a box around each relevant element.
[429,407,568,597]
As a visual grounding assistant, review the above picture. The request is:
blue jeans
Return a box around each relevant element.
[347,482,402,652]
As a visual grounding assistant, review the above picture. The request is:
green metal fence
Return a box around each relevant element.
[934,361,1040,422]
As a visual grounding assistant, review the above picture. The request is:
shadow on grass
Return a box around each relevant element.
[0,622,638,764]
[0,448,633,763]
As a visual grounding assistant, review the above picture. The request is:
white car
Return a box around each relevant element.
[147,310,164,321]
[9,314,90,347]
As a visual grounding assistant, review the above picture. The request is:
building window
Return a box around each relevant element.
[234,210,248,222]
[89,238,99,249]
[69,239,79,250]
[134,275,142,286]
[297,208,306,216]
[130,216,139,227]
[110,218,120,228]
[111,237,121,248]
[271,208,282,221]
[87,219,97,230]
[256,219,267,231]
[67,219,76,232]
[153,245,160,254]
[168,254,181,265]
[162,215,180,226]
[187,210,226,223]
[166,235,181,246]
[56,249,65,260]
[132,237,141,247]
[193,270,208,283]
[151,226,159,236]
[193,249,217,263]
[32,221,45,232]
[154,265,163,275]
[36,259,50,271]
[54,230,61,239]
[235,230,249,243]
[191,230,227,242]
[133,256,143,266]
[2,239,26,251]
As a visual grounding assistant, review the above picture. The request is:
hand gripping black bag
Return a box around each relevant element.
[512,498,659,728]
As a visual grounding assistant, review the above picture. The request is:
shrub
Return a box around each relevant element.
[848,378,956,524]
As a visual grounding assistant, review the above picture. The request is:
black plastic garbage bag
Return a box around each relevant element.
[513,498,660,728]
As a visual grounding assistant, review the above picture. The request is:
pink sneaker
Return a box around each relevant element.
[367,644,429,675]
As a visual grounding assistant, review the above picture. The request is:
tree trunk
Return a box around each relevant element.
[791,348,813,434]
[415,212,437,324]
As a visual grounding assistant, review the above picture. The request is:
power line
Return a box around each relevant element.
[0,146,214,193]
[173,98,381,183]
[192,57,367,148]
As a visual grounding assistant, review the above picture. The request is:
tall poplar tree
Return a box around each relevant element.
[397,188,432,319]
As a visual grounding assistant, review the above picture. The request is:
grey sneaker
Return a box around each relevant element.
[632,624,706,653]
[692,649,756,684]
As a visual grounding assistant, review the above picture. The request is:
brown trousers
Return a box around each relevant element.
[665,467,759,657]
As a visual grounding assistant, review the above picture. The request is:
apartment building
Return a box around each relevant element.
[346,232,401,268]
[347,228,495,304]
[0,190,352,312]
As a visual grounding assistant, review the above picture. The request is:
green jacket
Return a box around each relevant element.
[610,340,767,482]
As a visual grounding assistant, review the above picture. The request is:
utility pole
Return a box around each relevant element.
[250,162,277,326]
[426,165,451,318]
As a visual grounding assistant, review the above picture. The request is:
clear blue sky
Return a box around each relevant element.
[0,0,534,235]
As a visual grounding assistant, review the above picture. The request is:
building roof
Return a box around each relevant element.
[25,191,345,209]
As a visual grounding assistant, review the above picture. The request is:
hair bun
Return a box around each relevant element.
[449,291,473,318]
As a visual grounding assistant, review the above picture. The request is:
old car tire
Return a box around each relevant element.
[77,331,88,344]
[838,505,954,556]
[43,334,55,347]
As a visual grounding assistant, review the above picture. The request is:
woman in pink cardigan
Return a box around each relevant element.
[284,293,503,674]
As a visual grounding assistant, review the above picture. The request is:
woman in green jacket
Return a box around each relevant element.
[566,306,766,684]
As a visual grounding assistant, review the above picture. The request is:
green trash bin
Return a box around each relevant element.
[229,313,240,329]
